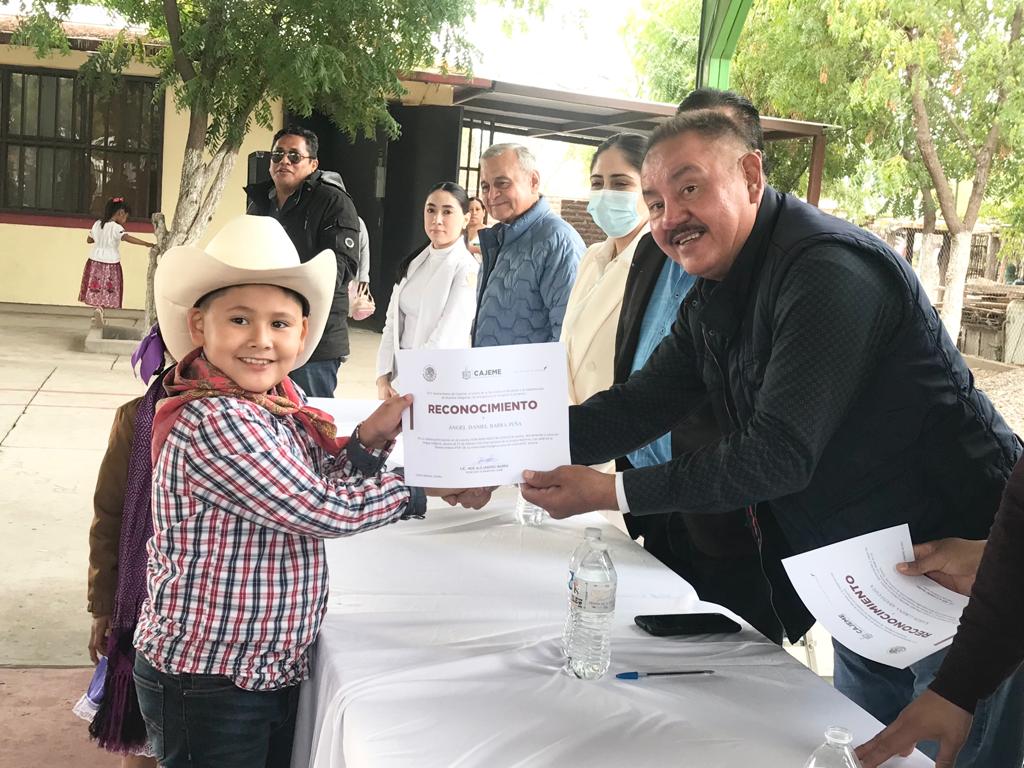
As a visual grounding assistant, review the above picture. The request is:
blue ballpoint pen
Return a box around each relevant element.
[616,670,715,680]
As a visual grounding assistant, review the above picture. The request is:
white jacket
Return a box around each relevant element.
[560,224,650,405]
[376,239,479,380]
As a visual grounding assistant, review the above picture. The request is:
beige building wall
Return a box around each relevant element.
[0,44,281,310]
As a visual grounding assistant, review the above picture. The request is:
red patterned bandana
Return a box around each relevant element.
[151,347,348,465]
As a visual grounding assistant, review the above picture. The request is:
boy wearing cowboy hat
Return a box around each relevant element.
[131,216,450,767]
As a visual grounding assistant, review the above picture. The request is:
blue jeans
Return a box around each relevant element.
[289,357,344,398]
[133,655,299,768]
[833,639,1024,766]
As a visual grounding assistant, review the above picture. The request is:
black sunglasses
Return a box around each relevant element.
[270,149,315,164]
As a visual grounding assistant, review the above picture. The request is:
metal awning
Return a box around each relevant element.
[404,72,832,204]
[415,75,829,146]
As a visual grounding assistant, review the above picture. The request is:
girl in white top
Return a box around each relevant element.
[561,133,650,406]
[376,182,479,399]
[464,195,488,262]
[79,196,155,322]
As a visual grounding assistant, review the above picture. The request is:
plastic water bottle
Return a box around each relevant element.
[561,527,603,653]
[566,540,616,680]
[803,726,864,768]
[514,488,546,525]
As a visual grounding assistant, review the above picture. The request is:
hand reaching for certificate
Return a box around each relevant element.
[359,394,411,450]
[425,487,467,499]
[436,487,495,509]
[520,466,617,518]
[896,538,986,596]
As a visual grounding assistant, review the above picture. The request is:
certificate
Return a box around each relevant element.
[782,524,969,668]
[396,342,570,487]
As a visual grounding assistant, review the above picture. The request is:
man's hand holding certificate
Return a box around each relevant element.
[396,343,571,488]
[782,524,970,669]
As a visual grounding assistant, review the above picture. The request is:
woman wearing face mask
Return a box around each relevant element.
[560,133,650,406]
[376,182,479,399]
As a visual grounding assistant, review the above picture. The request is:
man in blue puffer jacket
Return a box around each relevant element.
[473,143,584,347]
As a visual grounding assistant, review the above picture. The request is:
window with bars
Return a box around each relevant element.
[1,66,163,219]
[458,119,494,196]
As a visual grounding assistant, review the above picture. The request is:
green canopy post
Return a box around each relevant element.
[697,0,753,89]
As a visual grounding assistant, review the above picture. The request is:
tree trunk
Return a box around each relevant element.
[907,8,1022,341]
[916,194,942,304]
[985,234,1000,281]
[142,224,161,329]
[142,141,242,328]
[940,230,974,344]
[938,233,952,286]
[143,254,158,329]
[918,232,942,305]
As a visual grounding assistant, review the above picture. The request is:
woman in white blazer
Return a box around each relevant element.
[376,182,478,398]
[561,133,650,405]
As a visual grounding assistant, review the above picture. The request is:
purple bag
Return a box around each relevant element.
[72,657,107,722]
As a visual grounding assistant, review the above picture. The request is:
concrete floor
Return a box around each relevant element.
[0,667,121,767]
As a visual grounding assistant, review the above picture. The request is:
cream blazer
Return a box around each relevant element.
[560,225,650,406]
[376,240,479,381]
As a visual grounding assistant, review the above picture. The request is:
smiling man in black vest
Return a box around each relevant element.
[515,109,1024,767]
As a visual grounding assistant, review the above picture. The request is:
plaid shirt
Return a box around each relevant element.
[134,396,422,690]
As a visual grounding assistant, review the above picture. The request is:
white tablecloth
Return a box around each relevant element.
[292,400,929,768]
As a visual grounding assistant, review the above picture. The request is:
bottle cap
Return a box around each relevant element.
[824,726,853,745]
[584,527,602,539]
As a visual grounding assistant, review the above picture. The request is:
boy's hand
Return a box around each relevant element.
[359,394,411,450]
[425,487,466,498]
[427,487,495,509]
[89,615,110,664]
[896,538,986,596]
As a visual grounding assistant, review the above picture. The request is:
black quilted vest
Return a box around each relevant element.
[691,188,1020,553]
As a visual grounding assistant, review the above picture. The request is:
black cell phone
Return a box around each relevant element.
[634,612,742,637]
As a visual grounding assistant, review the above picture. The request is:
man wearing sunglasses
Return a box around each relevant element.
[245,125,361,397]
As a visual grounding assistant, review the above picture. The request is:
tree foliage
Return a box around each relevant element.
[625,0,701,106]
[630,0,1024,338]
[632,0,1024,220]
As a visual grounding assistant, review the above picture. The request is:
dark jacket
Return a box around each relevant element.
[613,233,808,641]
[573,189,1019,623]
[245,169,360,361]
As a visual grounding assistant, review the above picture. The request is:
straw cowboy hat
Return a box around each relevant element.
[155,215,335,369]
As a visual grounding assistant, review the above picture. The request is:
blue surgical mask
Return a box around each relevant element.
[587,189,642,238]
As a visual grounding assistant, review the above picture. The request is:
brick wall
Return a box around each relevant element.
[548,197,604,246]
